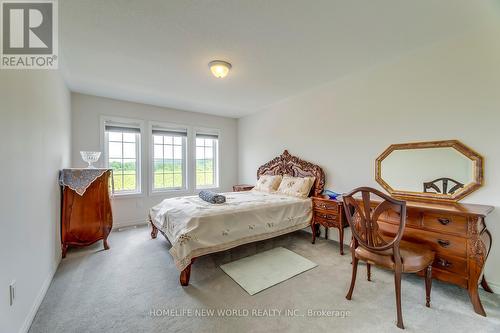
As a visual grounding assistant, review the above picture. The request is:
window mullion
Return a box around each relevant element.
[213,143,216,186]
[121,133,125,191]
[136,133,139,192]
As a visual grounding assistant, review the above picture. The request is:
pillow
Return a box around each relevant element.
[277,176,316,198]
[199,190,226,204]
[253,175,283,193]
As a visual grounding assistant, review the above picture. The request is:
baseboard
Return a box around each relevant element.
[112,218,149,230]
[19,260,59,333]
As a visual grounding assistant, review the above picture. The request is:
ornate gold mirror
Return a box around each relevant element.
[375,140,483,202]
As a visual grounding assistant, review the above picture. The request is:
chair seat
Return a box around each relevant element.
[355,241,435,273]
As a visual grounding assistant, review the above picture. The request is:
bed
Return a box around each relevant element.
[148,150,325,286]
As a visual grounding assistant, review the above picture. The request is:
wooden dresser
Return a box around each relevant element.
[60,169,113,258]
[311,196,348,254]
[374,199,494,316]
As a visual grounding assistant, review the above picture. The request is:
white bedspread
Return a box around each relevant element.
[149,190,312,271]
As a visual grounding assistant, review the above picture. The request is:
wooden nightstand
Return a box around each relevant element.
[233,184,254,192]
[311,196,348,255]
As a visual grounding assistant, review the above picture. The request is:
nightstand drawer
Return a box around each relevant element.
[314,211,339,221]
[314,215,339,228]
[313,200,339,211]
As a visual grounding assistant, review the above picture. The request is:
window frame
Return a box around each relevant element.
[149,121,189,195]
[100,116,144,197]
[194,129,220,190]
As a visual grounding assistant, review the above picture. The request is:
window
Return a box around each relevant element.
[152,127,187,191]
[105,123,141,194]
[195,132,218,189]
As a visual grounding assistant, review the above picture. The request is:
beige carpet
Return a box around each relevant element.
[29,225,500,333]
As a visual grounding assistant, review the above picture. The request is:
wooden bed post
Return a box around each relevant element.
[180,260,194,286]
[150,218,158,239]
[180,264,192,286]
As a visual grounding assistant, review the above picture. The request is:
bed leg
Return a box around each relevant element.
[150,223,158,239]
[180,262,192,286]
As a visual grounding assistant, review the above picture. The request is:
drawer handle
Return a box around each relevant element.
[437,239,450,248]
[437,258,452,268]
[437,218,451,225]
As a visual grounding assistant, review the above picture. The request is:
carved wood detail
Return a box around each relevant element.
[257,150,325,197]
[467,217,487,262]
[466,216,489,316]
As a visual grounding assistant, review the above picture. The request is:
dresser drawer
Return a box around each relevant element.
[433,254,467,276]
[313,200,339,212]
[422,213,467,236]
[423,267,469,289]
[378,221,467,258]
[380,210,420,227]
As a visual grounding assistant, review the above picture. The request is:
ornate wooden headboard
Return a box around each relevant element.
[256,150,325,197]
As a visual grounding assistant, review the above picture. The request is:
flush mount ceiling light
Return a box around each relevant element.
[209,60,232,79]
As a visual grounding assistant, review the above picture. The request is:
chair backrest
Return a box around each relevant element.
[423,177,464,195]
[343,187,407,252]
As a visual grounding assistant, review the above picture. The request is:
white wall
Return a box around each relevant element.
[71,93,238,228]
[238,25,500,289]
[0,71,71,333]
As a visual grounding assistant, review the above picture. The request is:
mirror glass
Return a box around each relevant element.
[381,147,473,194]
[376,140,483,202]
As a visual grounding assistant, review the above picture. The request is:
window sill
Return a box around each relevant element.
[150,189,190,197]
[195,186,221,192]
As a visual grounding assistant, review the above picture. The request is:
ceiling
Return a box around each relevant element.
[60,0,495,118]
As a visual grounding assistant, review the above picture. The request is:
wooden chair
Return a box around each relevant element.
[343,187,435,329]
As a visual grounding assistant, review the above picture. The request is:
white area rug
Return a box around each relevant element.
[220,247,318,295]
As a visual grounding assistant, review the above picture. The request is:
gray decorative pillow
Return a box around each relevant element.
[199,190,226,204]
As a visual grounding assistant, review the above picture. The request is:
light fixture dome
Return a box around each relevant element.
[209,60,231,78]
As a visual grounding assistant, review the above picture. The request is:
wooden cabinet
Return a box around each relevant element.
[311,196,348,254]
[61,170,113,258]
[232,184,254,192]
[374,200,494,316]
